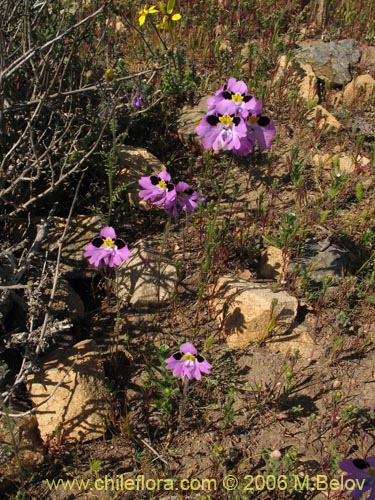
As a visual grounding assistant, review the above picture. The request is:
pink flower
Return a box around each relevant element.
[165,342,211,381]
[195,100,248,152]
[207,77,256,118]
[84,227,131,268]
[138,170,176,206]
[165,181,200,217]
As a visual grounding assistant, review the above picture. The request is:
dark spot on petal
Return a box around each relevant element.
[150,175,158,185]
[173,352,183,360]
[206,115,219,126]
[167,183,175,192]
[185,189,194,195]
[223,84,227,91]
[353,459,370,470]
[197,354,206,363]
[258,116,270,127]
[243,94,253,102]
[115,239,126,249]
[91,237,104,248]
[233,116,241,126]
[222,91,232,100]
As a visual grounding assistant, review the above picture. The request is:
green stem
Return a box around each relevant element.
[198,155,233,302]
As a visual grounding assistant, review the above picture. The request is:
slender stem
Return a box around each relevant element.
[107,107,117,225]
[157,216,172,304]
[198,154,234,302]
[178,377,190,427]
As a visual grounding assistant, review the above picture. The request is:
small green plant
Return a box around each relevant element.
[223,387,235,428]
[144,345,180,417]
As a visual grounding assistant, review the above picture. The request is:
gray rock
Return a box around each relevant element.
[295,39,361,86]
[289,238,347,283]
[177,96,209,146]
[351,113,374,138]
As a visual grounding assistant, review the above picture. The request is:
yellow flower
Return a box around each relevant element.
[156,0,181,30]
[104,68,114,81]
[139,5,158,26]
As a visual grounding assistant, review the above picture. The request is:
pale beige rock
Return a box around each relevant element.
[312,153,371,174]
[118,241,177,310]
[360,45,375,75]
[213,276,298,348]
[343,74,375,106]
[273,56,318,103]
[298,62,319,102]
[308,105,342,131]
[117,146,164,208]
[267,315,320,359]
[258,246,284,279]
[0,414,44,489]
[27,339,109,443]
[326,89,343,109]
[312,153,335,170]
[339,154,371,174]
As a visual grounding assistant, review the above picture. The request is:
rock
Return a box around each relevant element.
[289,238,347,283]
[0,414,44,491]
[267,315,320,359]
[298,62,319,102]
[273,56,319,103]
[295,39,361,86]
[343,74,375,107]
[213,275,298,348]
[312,152,371,174]
[359,44,375,76]
[49,278,85,321]
[177,96,208,146]
[258,246,284,279]
[351,113,374,138]
[27,339,109,443]
[116,146,164,207]
[307,105,342,131]
[46,215,102,278]
[338,154,371,174]
[117,241,178,310]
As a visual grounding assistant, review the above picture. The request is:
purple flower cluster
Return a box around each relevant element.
[195,77,276,155]
[84,226,131,268]
[165,342,211,381]
[138,169,201,217]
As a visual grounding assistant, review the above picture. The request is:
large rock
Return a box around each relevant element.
[116,146,164,207]
[46,215,102,278]
[212,276,298,348]
[295,39,361,86]
[27,339,109,443]
[289,238,347,283]
[118,241,178,310]
[48,278,85,321]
